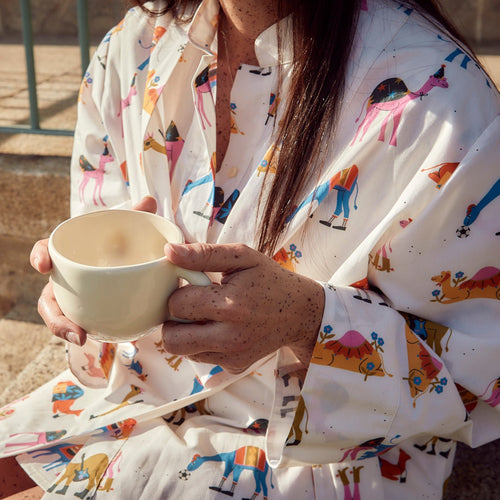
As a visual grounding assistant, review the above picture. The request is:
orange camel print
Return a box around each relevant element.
[312,326,392,380]
[420,162,459,189]
[143,69,165,115]
[273,244,302,272]
[431,267,500,303]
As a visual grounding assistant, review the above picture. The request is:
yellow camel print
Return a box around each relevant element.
[47,452,109,498]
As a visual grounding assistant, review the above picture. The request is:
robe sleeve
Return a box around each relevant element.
[266,91,500,468]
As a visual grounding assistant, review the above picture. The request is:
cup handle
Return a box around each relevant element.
[175,267,212,287]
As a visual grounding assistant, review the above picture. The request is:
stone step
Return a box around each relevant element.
[0,319,66,407]
[0,154,70,242]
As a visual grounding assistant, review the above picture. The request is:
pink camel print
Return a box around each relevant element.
[160,121,185,177]
[352,65,449,146]
[78,144,114,206]
[5,430,67,453]
[480,377,500,407]
[194,65,215,129]
[117,73,137,118]
[117,73,138,136]
[82,353,106,379]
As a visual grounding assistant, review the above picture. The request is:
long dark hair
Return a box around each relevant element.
[130,0,471,254]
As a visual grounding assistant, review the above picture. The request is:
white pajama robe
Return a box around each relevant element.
[1,0,499,498]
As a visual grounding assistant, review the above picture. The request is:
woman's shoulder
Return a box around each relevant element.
[357,1,499,119]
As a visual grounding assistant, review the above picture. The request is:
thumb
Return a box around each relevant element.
[164,242,260,273]
[132,196,157,214]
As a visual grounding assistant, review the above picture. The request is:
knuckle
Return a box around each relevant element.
[161,326,182,354]
[232,243,251,257]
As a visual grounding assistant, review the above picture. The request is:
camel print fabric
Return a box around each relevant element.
[1,0,499,498]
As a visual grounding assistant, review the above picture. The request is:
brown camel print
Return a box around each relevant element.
[403,325,447,407]
[89,384,144,419]
[401,313,452,358]
[336,466,364,500]
[285,396,309,446]
[351,65,449,146]
[47,452,109,498]
[431,267,500,304]
[144,132,166,155]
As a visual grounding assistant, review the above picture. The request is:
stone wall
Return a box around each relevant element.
[441,0,500,46]
[0,1,499,46]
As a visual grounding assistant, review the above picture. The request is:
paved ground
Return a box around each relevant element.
[0,40,499,498]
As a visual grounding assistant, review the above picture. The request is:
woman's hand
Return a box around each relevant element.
[29,196,158,346]
[162,243,325,374]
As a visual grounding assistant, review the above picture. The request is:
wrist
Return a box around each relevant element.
[289,278,325,368]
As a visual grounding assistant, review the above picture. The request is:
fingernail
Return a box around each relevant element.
[66,332,82,346]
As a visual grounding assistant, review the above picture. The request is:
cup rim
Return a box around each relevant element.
[48,209,182,271]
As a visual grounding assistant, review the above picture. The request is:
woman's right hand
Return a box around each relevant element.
[30,196,158,346]
[30,239,87,345]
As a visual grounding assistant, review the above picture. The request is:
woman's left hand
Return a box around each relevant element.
[162,243,325,374]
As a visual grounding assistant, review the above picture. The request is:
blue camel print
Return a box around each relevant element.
[462,178,500,232]
[287,165,359,231]
[187,445,274,499]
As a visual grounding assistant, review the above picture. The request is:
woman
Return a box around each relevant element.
[1,0,499,498]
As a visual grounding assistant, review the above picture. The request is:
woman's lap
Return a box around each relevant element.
[0,457,43,499]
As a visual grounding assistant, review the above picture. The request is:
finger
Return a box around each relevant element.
[132,196,157,214]
[161,321,238,355]
[186,352,250,374]
[168,283,249,323]
[164,242,260,274]
[30,239,52,274]
[38,281,87,346]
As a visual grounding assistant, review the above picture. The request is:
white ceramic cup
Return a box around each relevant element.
[48,209,211,343]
